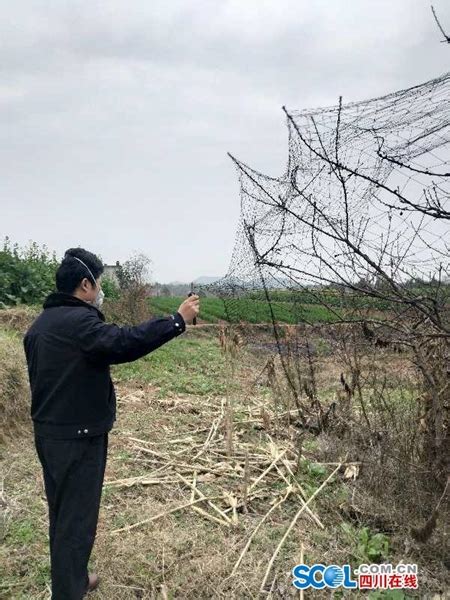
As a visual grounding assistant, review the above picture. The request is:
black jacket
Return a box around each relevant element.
[23,292,186,439]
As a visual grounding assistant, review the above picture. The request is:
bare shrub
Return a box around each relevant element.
[103,253,153,325]
[103,285,152,326]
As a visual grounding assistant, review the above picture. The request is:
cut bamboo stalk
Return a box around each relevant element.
[231,486,293,575]
[176,472,232,525]
[260,462,342,592]
[274,463,324,529]
[111,494,225,534]
[191,505,230,527]
[248,448,288,494]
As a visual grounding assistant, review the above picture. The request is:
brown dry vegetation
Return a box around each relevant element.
[0,330,32,446]
[0,306,39,336]
[0,310,448,599]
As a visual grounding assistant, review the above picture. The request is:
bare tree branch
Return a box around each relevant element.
[431,5,450,43]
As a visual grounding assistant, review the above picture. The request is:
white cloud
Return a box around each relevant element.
[1,0,449,280]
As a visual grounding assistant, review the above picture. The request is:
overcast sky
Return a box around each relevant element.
[1,0,449,282]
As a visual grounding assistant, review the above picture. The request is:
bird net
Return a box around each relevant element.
[190,72,449,541]
[197,72,450,343]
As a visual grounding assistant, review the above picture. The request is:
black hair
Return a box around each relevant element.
[56,247,104,294]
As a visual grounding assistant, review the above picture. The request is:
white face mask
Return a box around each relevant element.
[93,287,105,309]
[71,255,105,309]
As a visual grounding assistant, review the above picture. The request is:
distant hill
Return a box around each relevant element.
[193,276,223,284]
[165,276,222,286]
[152,276,223,297]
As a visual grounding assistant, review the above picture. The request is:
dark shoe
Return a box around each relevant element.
[84,573,99,596]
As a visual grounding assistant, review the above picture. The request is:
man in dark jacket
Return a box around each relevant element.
[23,247,199,599]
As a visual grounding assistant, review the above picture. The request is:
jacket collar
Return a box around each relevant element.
[43,292,105,321]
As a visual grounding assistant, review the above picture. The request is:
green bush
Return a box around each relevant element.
[101,277,121,300]
[0,238,58,307]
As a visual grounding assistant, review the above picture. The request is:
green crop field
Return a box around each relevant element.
[149,283,448,325]
[148,296,340,323]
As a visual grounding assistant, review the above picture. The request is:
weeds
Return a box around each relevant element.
[341,523,390,563]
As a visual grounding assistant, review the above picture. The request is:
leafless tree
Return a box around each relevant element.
[218,73,449,494]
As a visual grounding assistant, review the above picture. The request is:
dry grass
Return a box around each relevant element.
[0,318,448,598]
[1,385,333,599]
[0,306,37,444]
[0,330,32,445]
[0,306,39,335]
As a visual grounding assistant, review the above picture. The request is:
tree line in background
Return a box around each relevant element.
[0,237,59,308]
[0,237,126,307]
[0,238,208,309]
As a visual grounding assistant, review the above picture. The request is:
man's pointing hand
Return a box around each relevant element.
[177,294,200,325]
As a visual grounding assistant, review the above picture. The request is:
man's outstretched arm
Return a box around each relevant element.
[76,295,199,364]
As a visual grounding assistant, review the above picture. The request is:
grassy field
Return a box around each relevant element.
[0,310,446,599]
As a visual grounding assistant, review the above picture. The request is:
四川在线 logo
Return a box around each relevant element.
[292,563,418,591]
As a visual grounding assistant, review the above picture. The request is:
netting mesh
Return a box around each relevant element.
[198,72,450,332]
[185,72,450,568]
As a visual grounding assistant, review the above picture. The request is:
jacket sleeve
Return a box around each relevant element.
[75,310,186,365]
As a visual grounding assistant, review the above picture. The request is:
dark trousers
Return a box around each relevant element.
[34,432,108,600]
